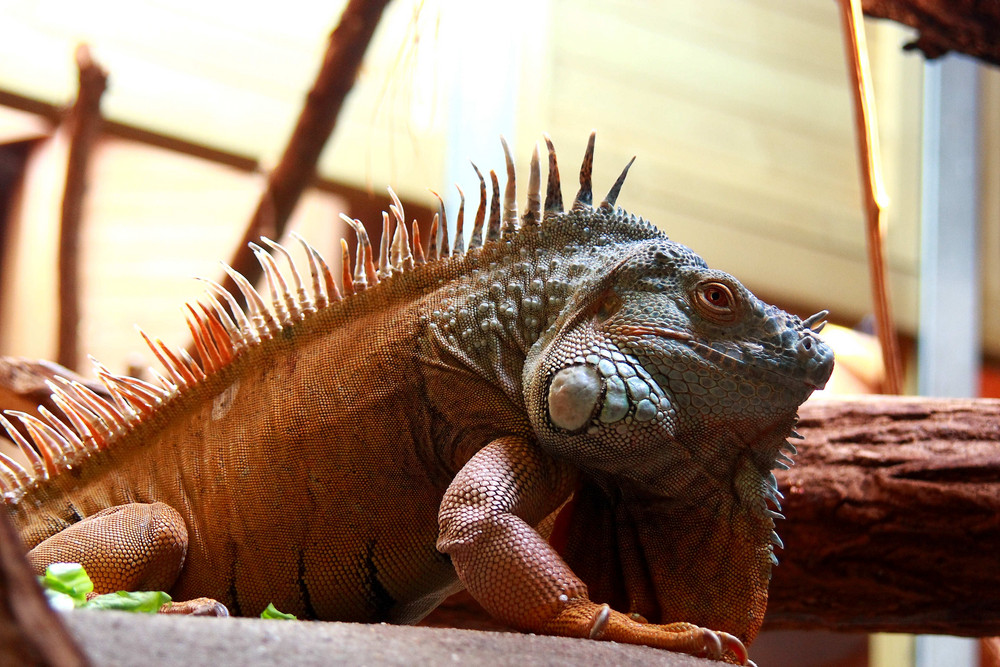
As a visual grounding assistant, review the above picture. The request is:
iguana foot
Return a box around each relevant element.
[160,597,229,616]
[26,502,188,594]
[547,600,748,664]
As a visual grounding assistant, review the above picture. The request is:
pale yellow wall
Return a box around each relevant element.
[527,1,925,336]
[0,0,449,200]
[0,136,346,371]
[0,0,997,356]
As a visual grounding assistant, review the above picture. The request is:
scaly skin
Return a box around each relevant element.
[1,135,833,663]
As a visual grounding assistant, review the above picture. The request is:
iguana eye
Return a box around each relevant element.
[693,281,737,324]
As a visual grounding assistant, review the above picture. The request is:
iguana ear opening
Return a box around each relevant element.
[594,290,623,323]
[524,284,615,427]
[527,250,637,363]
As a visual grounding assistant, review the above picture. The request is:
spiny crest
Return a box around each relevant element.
[0,133,640,501]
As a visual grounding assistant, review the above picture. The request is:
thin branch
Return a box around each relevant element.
[56,45,107,371]
[219,0,393,300]
[838,0,904,395]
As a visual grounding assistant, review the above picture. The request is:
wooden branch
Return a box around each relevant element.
[862,0,1000,66]
[0,510,90,666]
[219,0,392,300]
[766,395,1000,636]
[57,45,107,371]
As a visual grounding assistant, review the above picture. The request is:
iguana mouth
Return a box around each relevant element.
[618,325,831,391]
[617,325,692,341]
[685,338,831,391]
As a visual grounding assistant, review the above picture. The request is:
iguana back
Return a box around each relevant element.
[1,135,833,663]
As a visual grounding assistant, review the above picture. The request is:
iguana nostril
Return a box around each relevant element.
[796,336,815,358]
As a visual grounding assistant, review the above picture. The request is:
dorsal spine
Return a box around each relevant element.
[0,133,639,503]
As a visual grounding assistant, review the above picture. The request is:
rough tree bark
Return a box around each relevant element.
[862,0,1000,66]
[766,395,1000,636]
[219,0,393,301]
[56,45,107,371]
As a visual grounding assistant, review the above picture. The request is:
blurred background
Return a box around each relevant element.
[0,1,997,664]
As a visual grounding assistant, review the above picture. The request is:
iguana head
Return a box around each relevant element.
[524,195,833,495]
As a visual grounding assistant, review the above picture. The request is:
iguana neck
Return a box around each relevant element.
[421,219,640,407]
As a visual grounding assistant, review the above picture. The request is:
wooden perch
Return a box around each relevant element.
[0,510,90,666]
[766,395,1000,636]
[862,0,1000,66]
[57,45,107,371]
[219,0,392,300]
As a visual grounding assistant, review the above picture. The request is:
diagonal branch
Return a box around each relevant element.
[219,0,393,300]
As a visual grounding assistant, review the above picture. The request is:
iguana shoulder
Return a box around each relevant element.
[1,134,834,664]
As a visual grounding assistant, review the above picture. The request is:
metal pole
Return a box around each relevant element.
[915,52,982,667]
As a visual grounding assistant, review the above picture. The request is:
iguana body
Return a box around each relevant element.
[1,135,833,663]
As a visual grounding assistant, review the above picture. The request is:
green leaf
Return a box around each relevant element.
[41,563,93,603]
[260,602,296,620]
[83,590,172,613]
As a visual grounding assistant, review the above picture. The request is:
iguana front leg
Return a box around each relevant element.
[26,502,225,615]
[437,436,747,664]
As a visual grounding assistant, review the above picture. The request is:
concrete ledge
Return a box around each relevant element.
[62,611,714,666]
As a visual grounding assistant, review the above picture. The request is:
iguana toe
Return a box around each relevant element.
[160,597,230,617]
[714,630,748,665]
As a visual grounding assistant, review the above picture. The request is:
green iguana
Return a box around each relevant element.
[1,134,833,664]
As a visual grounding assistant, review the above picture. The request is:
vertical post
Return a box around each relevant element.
[915,53,982,667]
[57,45,107,370]
[917,55,982,398]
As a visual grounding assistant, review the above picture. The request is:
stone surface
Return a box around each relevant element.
[62,611,715,666]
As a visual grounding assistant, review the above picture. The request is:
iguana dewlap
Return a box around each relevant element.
[1,134,833,664]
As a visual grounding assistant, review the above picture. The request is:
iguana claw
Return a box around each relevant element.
[588,603,611,638]
[701,628,724,659]
[714,630,749,665]
[545,584,746,662]
[690,627,749,664]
